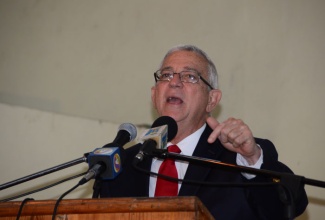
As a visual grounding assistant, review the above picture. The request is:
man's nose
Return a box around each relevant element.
[169,72,183,87]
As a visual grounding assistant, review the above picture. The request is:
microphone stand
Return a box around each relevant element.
[149,149,325,219]
[0,153,89,191]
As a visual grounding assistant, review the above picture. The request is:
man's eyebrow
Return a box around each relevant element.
[160,66,173,71]
[183,66,199,72]
[160,66,199,72]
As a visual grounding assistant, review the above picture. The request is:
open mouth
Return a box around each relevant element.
[167,97,183,104]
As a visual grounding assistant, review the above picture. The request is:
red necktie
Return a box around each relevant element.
[154,145,181,197]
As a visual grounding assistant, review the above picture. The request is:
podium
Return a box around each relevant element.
[0,196,214,219]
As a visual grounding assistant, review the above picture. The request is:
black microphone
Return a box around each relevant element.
[79,123,137,185]
[133,116,178,165]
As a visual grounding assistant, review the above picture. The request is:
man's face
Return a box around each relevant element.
[151,50,218,128]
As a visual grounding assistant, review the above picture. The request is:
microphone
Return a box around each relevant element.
[133,116,178,165]
[103,123,138,148]
[79,123,137,185]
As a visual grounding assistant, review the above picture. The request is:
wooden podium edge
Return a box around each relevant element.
[0,196,214,219]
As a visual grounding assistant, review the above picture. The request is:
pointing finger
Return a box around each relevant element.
[207,117,224,143]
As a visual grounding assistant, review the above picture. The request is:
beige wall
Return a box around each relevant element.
[0,0,324,219]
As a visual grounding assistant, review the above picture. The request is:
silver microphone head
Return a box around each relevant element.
[118,123,137,141]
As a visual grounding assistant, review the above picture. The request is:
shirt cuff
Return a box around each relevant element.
[236,144,263,179]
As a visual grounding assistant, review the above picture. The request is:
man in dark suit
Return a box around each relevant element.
[99,45,308,219]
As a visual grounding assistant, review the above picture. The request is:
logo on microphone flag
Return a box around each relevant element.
[113,153,121,173]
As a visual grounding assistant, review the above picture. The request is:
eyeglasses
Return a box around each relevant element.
[154,69,214,90]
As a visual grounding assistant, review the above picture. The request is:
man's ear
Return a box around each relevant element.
[206,89,222,113]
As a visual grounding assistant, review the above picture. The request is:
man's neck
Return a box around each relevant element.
[171,121,206,144]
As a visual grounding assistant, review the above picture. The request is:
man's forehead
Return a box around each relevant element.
[162,51,208,72]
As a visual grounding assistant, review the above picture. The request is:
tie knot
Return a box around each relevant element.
[168,145,181,153]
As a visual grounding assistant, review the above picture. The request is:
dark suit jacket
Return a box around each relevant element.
[99,125,308,220]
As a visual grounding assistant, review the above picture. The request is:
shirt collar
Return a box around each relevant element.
[168,123,206,156]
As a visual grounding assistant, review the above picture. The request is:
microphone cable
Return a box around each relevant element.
[52,182,81,220]
[133,160,296,219]
[16,197,34,220]
[0,172,87,202]
[132,162,278,188]
[52,163,108,220]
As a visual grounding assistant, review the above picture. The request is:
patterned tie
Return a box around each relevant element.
[154,145,181,196]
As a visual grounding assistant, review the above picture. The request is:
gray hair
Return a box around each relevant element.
[160,45,218,89]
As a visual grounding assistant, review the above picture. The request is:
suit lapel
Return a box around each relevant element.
[138,157,153,196]
[126,143,152,196]
[178,125,224,196]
